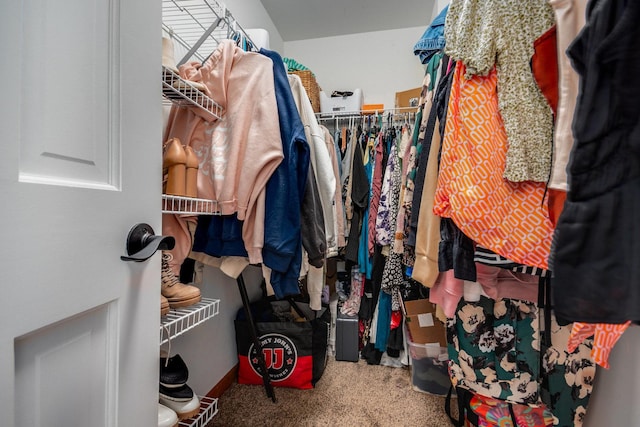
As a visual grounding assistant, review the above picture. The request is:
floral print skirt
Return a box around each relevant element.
[447,296,594,427]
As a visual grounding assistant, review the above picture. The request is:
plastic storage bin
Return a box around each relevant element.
[320,89,363,115]
[407,333,451,395]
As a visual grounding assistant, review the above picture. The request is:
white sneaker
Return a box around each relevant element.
[158,403,179,427]
[159,394,200,420]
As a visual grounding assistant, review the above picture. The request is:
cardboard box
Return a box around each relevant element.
[403,299,446,346]
[361,103,384,114]
[395,87,422,112]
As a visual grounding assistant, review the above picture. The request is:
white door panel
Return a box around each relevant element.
[0,0,161,426]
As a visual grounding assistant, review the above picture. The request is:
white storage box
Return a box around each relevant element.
[320,89,363,115]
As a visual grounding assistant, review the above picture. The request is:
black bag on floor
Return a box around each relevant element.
[235,300,330,389]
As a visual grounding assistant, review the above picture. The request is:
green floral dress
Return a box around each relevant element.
[447,296,594,426]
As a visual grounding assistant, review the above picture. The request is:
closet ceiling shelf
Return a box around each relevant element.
[163,0,256,65]
[162,66,223,122]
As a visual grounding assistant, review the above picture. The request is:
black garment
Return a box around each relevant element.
[369,244,385,321]
[407,89,439,247]
[408,58,454,247]
[474,246,549,277]
[361,342,383,365]
[301,166,326,267]
[344,143,370,263]
[551,0,640,323]
[438,218,476,281]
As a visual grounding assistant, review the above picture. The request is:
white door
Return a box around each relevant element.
[0,0,162,426]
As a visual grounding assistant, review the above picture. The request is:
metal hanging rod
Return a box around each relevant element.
[316,106,419,121]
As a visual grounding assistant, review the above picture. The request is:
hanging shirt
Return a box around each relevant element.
[433,64,554,270]
[444,0,555,182]
[551,0,640,324]
[163,40,283,267]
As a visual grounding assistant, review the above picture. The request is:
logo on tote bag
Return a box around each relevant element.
[248,333,297,382]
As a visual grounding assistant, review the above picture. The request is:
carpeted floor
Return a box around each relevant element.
[210,358,454,426]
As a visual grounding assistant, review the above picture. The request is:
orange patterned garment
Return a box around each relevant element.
[567,321,632,369]
[434,64,554,270]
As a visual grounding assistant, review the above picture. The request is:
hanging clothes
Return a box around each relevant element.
[344,140,369,264]
[289,74,338,259]
[358,134,375,279]
[444,0,555,182]
[433,64,554,270]
[551,0,640,324]
[367,132,385,257]
[378,133,405,311]
[258,48,310,298]
[163,39,283,272]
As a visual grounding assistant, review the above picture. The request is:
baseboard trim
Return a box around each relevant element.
[206,364,238,398]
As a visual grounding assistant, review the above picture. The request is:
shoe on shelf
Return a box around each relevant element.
[158,403,179,427]
[184,146,199,198]
[160,353,189,389]
[161,295,170,317]
[161,252,201,309]
[159,384,200,420]
[162,37,179,73]
[163,138,187,197]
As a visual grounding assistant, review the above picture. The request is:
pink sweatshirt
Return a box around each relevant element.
[163,40,283,265]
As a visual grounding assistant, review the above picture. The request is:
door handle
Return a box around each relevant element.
[121,223,175,262]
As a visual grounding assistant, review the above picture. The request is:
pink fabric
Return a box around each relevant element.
[163,40,283,266]
[429,270,464,319]
[367,133,385,255]
[430,263,540,318]
[475,263,540,303]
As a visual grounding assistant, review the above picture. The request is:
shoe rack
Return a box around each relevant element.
[162,66,222,123]
[160,298,221,426]
[161,1,276,424]
[160,298,220,346]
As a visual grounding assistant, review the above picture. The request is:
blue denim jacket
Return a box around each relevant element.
[413,5,449,64]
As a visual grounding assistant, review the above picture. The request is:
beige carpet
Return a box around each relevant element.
[210,358,454,426]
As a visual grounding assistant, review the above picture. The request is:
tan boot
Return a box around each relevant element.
[163,138,187,196]
[184,146,199,198]
[161,294,170,317]
[161,252,201,308]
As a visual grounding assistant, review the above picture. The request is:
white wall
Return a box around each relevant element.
[170,265,264,397]
[284,27,427,110]
[226,0,284,53]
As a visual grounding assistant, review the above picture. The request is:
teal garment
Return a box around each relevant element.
[447,296,541,405]
[426,52,444,91]
[541,315,594,427]
[358,140,374,280]
[375,291,392,352]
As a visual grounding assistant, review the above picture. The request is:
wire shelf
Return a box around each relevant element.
[160,298,220,345]
[178,396,219,427]
[163,0,256,64]
[162,194,222,215]
[162,66,223,122]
